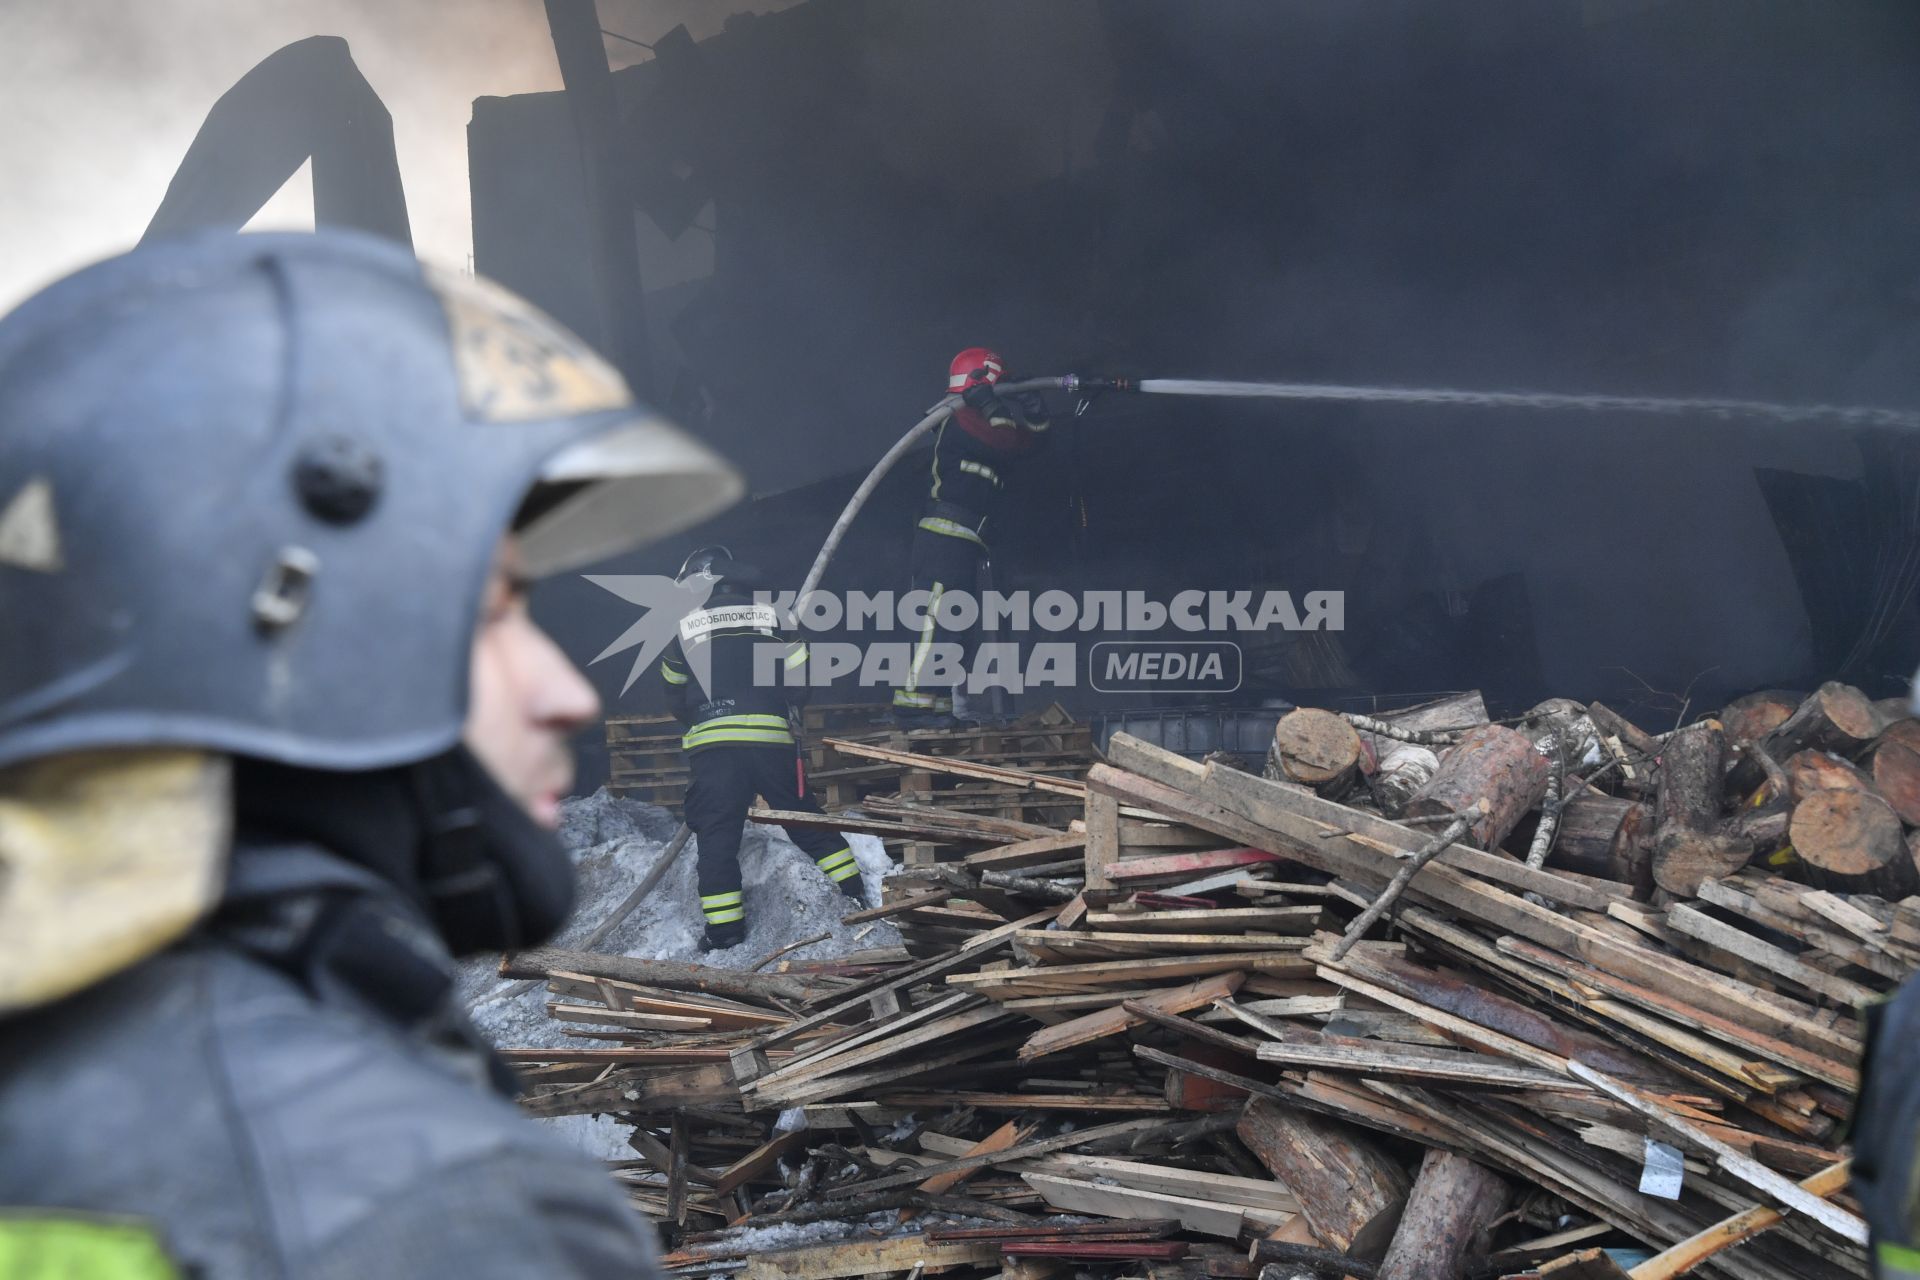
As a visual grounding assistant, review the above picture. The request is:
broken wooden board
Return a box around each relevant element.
[1105,847,1285,885]
[815,1116,1173,1197]
[914,1118,1036,1199]
[1664,904,1879,1008]
[1014,929,1311,962]
[740,1235,1000,1279]
[875,1091,1172,1112]
[965,831,1089,871]
[545,1002,712,1031]
[1021,1171,1292,1237]
[1026,1153,1300,1216]
[1252,1037,1584,1090]
[823,737,1089,797]
[947,951,1314,996]
[746,1005,1017,1107]
[1085,905,1328,935]
[544,971,790,1030]
[1018,972,1244,1060]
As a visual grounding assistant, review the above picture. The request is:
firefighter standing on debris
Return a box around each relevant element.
[891,347,1051,728]
[0,231,741,1277]
[658,547,867,950]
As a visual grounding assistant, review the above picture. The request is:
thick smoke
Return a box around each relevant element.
[528,0,1920,751]
[8,1,1918,760]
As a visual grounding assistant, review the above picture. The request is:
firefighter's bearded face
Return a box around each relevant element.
[462,536,601,829]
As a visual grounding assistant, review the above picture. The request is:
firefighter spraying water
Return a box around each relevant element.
[890,349,1054,729]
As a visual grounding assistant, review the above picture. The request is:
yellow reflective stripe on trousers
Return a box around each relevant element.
[916,516,985,546]
[891,689,947,710]
[0,1216,181,1279]
[815,847,859,883]
[700,890,745,923]
[906,583,944,691]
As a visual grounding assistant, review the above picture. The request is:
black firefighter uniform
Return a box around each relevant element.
[659,590,862,938]
[891,392,1049,716]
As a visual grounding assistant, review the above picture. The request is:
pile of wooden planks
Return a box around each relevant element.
[503,685,1916,1279]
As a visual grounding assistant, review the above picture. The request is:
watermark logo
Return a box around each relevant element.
[583,573,714,694]
[585,584,1341,699]
[1090,641,1242,693]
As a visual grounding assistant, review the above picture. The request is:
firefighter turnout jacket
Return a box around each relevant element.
[655,585,861,936]
[921,394,1050,549]
[658,588,809,752]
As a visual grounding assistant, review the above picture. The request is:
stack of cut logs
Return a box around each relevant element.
[495,684,1918,1280]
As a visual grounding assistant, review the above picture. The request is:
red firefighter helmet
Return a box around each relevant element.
[947,347,1005,394]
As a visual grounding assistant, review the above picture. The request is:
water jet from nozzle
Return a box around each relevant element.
[1134,377,1920,431]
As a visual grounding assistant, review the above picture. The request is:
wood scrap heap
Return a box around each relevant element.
[497,684,1920,1280]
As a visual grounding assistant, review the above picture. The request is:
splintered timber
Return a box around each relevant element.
[507,686,1913,1280]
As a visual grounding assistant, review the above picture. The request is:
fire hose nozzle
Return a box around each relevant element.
[1060,373,1138,417]
[1061,373,1138,395]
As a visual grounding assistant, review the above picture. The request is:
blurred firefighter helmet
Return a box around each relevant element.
[0,228,742,1009]
[0,229,741,773]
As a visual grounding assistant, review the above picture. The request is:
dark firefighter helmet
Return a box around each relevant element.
[0,229,742,774]
[0,230,742,1008]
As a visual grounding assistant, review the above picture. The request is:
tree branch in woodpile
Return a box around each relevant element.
[753,931,831,971]
[1524,737,1566,874]
[1330,804,1483,962]
[1747,741,1790,802]
[1345,713,1464,746]
[1524,739,1594,908]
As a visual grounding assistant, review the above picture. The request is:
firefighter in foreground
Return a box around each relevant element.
[658,547,868,950]
[0,231,740,1278]
[891,347,1051,728]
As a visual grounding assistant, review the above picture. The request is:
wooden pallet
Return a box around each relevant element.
[813,706,1098,850]
[606,713,690,812]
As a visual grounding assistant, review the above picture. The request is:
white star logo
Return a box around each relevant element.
[583,573,716,695]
